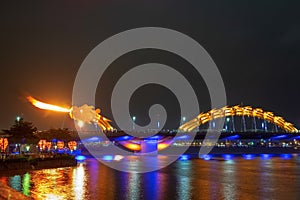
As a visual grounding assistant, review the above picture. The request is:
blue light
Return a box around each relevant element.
[223,154,234,160]
[57,149,65,154]
[260,154,271,160]
[203,155,212,161]
[280,154,292,160]
[102,155,114,161]
[270,135,288,140]
[179,155,190,161]
[113,136,133,141]
[82,136,102,143]
[243,154,255,160]
[175,135,190,140]
[144,139,158,144]
[148,135,160,140]
[222,135,240,140]
[291,136,300,140]
[75,155,86,161]
[290,136,300,140]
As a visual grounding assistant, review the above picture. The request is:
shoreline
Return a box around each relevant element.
[0,182,31,200]
[0,154,77,173]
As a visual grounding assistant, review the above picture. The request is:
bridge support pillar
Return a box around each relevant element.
[140,139,158,155]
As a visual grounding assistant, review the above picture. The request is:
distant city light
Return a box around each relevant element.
[77,121,84,128]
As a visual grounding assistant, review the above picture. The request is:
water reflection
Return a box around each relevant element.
[0,155,300,199]
[126,173,140,200]
[22,173,30,196]
[222,159,237,200]
[176,161,191,200]
[9,175,21,191]
[72,163,86,200]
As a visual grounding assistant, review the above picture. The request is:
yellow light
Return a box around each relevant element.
[28,96,114,131]
[123,143,141,151]
[157,143,170,150]
[180,105,298,132]
[27,96,70,113]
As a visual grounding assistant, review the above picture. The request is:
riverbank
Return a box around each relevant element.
[0,182,31,200]
[0,154,77,172]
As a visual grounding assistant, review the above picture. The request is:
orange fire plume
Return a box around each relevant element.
[27,96,114,131]
[27,96,71,113]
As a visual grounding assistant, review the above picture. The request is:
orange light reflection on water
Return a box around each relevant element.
[29,166,87,200]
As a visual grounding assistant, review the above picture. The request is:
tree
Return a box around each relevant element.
[3,118,38,144]
[35,128,79,142]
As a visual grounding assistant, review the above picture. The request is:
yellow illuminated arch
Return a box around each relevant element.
[179,105,298,133]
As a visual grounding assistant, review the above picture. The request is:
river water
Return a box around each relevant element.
[0,154,300,200]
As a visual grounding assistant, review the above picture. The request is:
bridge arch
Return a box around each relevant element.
[179,105,298,133]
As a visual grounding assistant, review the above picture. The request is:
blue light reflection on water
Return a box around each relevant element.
[177,154,296,161]
[101,155,114,161]
[176,161,192,200]
[260,154,272,160]
[243,154,255,160]
[1,153,300,199]
[203,155,212,160]
[179,154,190,161]
[223,154,234,160]
[75,155,86,161]
[280,154,292,160]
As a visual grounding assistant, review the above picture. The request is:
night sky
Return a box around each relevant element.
[1,1,300,130]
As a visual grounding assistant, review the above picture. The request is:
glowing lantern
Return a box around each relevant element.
[68,141,77,150]
[57,141,64,150]
[46,142,52,150]
[38,140,47,150]
[0,138,8,152]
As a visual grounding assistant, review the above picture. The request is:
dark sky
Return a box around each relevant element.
[1,1,300,130]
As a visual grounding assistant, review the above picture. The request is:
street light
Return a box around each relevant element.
[78,121,84,130]
[132,116,136,130]
[16,116,21,122]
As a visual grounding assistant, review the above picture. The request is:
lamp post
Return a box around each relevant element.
[78,121,84,131]
[180,116,186,132]
[132,116,136,130]
[182,116,186,124]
